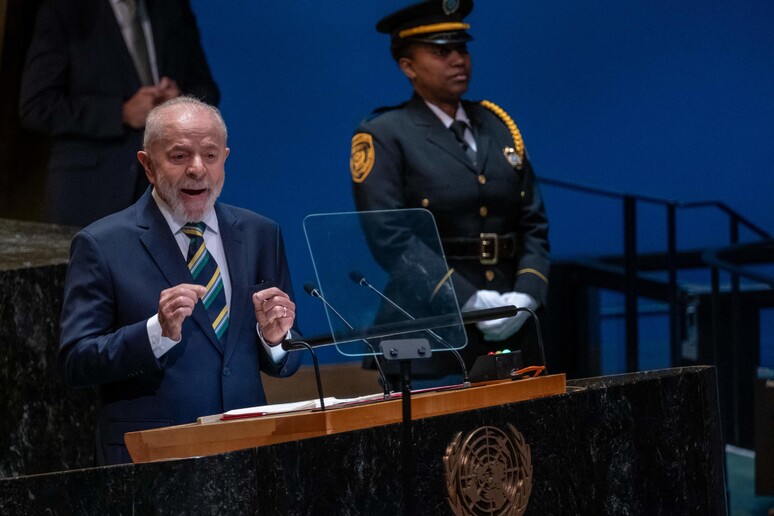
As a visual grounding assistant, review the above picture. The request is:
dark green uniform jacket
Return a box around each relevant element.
[352,94,550,376]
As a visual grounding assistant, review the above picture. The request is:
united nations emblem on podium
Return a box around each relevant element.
[444,424,533,515]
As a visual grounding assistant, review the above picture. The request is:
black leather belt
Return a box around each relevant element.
[442,233,517,265]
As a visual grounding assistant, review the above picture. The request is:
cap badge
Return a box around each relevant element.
[442,0,460,15]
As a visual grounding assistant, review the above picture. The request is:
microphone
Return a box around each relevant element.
[303,283,393,398]
[282,338,327,411]
[512,306,547,374]
[348,271,471,387]
[349,270,368,287]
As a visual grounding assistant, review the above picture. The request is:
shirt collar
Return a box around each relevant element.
[151,187,219,235]
[424,100,471,129]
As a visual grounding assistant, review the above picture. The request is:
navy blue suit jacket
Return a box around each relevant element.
[58,189,301,465]
[20,0,220,226]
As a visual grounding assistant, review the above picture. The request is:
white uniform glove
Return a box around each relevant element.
[461,289,503,311]
[474,291,538,342]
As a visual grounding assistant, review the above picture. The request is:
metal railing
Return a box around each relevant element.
[539,176,772,372]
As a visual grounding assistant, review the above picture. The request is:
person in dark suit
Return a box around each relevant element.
[20,0,219,227]
[351,0,550,386]
[58,97,301,465]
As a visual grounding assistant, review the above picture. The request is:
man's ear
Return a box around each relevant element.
[398,57,416,80]
[137,151,155,184]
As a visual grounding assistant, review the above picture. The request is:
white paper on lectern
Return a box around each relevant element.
[219,392,387,418]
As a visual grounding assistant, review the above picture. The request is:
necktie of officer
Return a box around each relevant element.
[123,0,153,85]
[449,120,477,164]
[181,222,229,341]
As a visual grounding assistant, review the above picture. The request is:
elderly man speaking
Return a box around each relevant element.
[58,96,301,465]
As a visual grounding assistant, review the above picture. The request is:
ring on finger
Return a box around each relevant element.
[282,306,288,318]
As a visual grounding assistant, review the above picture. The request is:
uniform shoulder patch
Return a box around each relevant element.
[350,133,375,183]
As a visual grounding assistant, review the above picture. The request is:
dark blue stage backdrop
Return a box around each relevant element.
[189,1,774,367]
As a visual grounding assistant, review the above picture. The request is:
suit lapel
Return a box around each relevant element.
[216,204,247,364]
[137,190,224,354]
[408,95,478,173]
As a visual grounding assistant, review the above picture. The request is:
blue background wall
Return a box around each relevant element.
[188,1,774,364]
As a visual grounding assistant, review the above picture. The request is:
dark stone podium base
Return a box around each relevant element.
[0,219,98,478]
[0,366,725,514]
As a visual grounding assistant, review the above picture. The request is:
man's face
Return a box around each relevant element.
[138,106,229,221]
[399,43,471,106]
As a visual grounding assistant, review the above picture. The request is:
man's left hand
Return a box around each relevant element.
[252,287,294,345]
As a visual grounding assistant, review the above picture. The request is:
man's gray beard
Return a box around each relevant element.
[156,173,221,222]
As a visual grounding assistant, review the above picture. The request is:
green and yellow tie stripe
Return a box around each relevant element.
[181,222,229,341]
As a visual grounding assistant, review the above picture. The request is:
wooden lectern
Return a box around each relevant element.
[125,374,566,463]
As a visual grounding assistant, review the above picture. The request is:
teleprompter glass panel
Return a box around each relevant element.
[303,209,466,357]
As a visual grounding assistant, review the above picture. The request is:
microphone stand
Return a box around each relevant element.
[400,358,413,515]
[281,339,326,410]
[349,272,471,387]
[519,307,548,374]
[377,335,430,516]
[303,284,393,399]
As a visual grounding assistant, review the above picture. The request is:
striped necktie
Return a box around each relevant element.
[181,222,229,341]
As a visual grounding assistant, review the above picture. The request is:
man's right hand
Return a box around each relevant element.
[122,86,162,129]
[158,284,207,341]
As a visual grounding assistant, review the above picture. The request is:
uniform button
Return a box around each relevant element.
[485,270,495,282]
[222,367,231,377]
[520,191,526,199]
[421,198,430,208]
[479,206,488,217]
[478,175,486,185]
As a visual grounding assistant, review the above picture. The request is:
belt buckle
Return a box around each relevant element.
[479,233,498,265]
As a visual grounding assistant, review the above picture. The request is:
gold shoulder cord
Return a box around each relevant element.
[481,101,548,286]
[480,100,525,164]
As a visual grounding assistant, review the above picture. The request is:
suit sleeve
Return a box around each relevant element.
[256,225,301,378]
[58,230,162,387]
[19,2,127,138]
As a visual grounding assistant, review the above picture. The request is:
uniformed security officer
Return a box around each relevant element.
[351,0,550,386]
